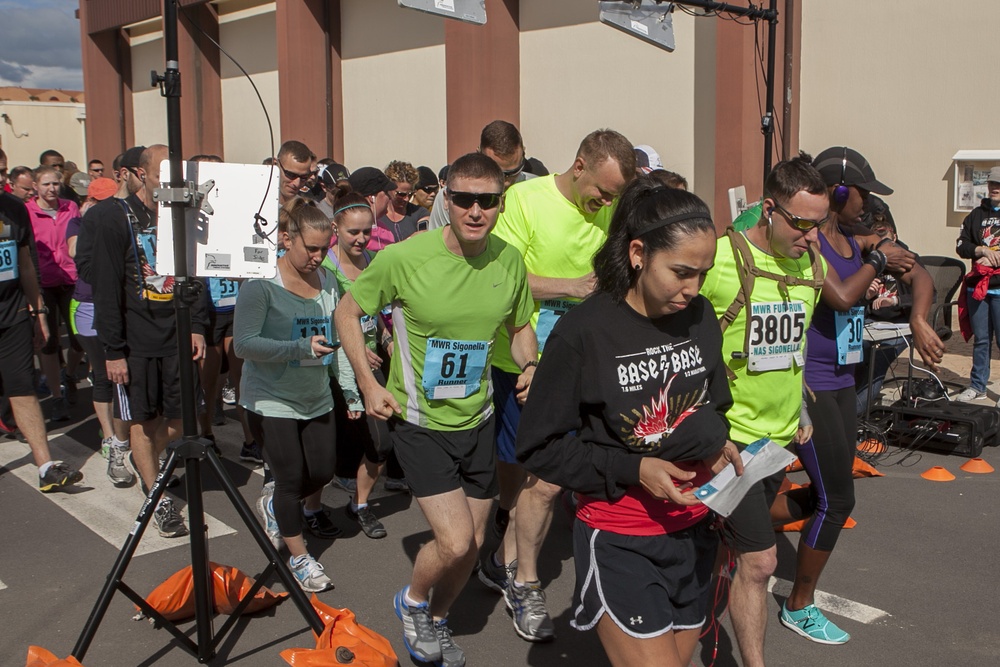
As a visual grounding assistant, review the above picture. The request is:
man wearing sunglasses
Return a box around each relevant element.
[336,153,537,667]
[275,140,318,206]
[699,154,941,665]
[427,120,536,231]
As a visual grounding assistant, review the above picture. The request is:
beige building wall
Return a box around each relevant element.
[131,35,170,148]
[340,0,447,170]
[519,1,698,190]
[219,3,280,164]
[798,0,1000,258]
[0,101,87,168]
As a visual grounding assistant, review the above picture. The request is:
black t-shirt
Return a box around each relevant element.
[0,193,34,328]
[376,203,430,244]
[516,291,732,501]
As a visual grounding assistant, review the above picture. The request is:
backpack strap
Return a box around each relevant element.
[717,228,826,380]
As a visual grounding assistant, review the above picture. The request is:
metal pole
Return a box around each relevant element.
[762,0,779,180]
[163,0,216,658]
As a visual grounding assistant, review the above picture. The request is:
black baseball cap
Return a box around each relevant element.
[120,146,147,169]
[416,166,437,190]
[812,147,893,196]
[319,162,350,188]
[348,167,395,197]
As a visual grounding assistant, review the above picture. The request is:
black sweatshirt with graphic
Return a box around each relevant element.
[516,291,732,502]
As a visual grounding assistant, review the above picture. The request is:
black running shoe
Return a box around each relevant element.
[302,507,343,539]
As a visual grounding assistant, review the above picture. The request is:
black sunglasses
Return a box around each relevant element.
[770,198,829,231]
[449,191,502,210]
[279,163,318,183]
[419,185,439,194]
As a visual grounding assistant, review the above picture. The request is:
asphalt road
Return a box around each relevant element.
[2,382,999,667]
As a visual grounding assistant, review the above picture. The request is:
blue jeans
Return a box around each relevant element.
[967,290,1000,392]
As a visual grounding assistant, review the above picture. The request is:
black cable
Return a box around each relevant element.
[176,4,277,242]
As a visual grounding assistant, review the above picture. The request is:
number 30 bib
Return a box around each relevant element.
[835,306,865,365]
[422,338,490,400]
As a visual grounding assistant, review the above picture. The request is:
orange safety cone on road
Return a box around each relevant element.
[960,458,995,474]
[920,466,955,482]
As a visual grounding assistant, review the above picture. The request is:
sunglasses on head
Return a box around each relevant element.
[449,191,502,210]
[502,159,525,179]
[770,198,828,231]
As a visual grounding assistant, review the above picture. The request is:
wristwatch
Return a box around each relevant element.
[29,306,50,318]
[521,360,539,371]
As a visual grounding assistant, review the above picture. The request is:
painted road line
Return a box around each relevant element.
[768,576,891,624]
[0,436,236,557]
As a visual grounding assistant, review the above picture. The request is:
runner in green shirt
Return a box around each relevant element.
[335,153,538,667]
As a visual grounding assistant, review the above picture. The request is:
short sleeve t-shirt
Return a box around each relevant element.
[700,233,825,446]
[321,249,380,353]
[349,227,533,431]
[490,174,615,373]
[369,204,430,251]
[0,193,32,327]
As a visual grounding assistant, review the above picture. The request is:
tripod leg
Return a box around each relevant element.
[184,447,216,661]
[203,447,325,634]
[72,450,180,660]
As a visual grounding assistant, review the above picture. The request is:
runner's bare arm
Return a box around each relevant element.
[527,272,596,301]
[334,292,400,419]
[507,321,539,404]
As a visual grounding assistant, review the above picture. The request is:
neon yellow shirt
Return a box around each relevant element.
[700,234,825,446]
[491,174,615,373]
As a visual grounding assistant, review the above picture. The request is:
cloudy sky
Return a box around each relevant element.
[0,0,83,90]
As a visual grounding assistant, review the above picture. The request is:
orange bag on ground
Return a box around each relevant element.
[280,596,398,666]
[141,562,287,622]
[25,646,85,667]
[852,456,884,478]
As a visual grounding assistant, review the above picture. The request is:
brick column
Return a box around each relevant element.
[444,0,520,162]
[276,0,342,158]
[177,1,224,158]
[80,7,134,163]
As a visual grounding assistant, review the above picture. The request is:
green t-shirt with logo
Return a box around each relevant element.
[491,174,616,373]
[349,228,533,431]
[700,233,825,446]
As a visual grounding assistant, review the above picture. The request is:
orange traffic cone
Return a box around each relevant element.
[920,466,955,482]
[960,458,995,474]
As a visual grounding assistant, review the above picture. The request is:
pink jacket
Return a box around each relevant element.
[26,197,79,288]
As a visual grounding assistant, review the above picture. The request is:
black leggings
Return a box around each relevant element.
[247,410,336,537]
[783,387,857,551]
[75,334,112,403]
[333,368,392,476]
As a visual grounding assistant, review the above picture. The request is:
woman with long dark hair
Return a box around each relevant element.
[516,178,742,666]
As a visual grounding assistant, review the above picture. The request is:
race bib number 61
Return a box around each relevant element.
[422,338,490,400]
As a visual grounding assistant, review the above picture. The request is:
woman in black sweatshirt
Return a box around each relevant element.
[516,178,741,667]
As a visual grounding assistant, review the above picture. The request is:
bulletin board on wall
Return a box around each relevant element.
[952,150,1000,212]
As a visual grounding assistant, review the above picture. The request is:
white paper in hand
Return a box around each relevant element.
[694,438,797,517]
